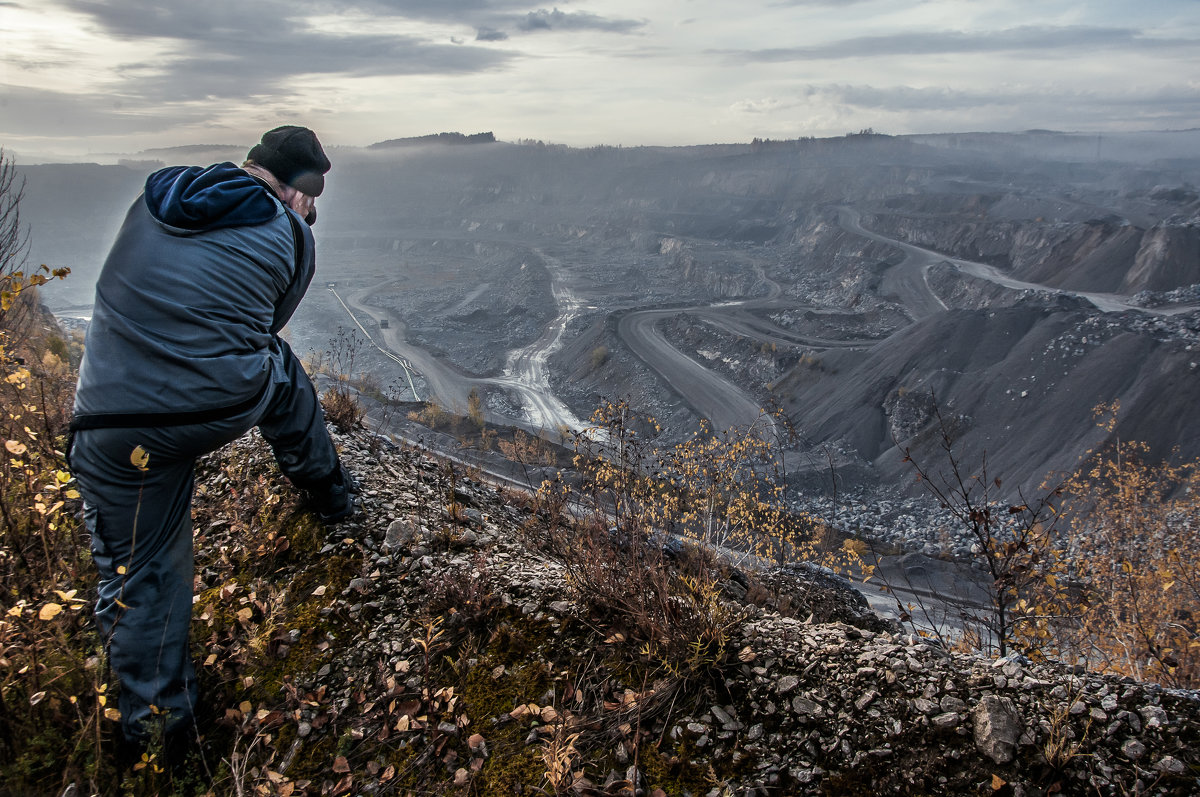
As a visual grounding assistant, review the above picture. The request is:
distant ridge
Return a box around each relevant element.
[369,131,496,149]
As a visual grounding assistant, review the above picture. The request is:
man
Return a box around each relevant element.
[69,125,357,755]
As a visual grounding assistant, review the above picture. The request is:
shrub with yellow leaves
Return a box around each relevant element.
[0,148,99,791]
[901,400,1200,687]
[531,398,862,689]
[1025,433,1200,687]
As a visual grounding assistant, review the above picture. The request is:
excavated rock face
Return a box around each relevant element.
[864,194,1199,296]
[1126,223,1200,293]
[193,426,1200,796]
[882,387,937,444]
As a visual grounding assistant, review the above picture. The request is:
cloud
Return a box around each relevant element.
[825,83,1200,114]
[51,1,643,42]
[349,2,644,34]
[0,83,212,136]
[732,83,1200,130]
[42,0,515,104]
[40,1,640,105]
[724,25,1197,62]
[475,27,509,41]
[514,9,645,34]
[731,97,795,114]
[133,36,510,103]
[350,0,537,23]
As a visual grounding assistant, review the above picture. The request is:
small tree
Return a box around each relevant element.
[319,327,366,430]
[899,405,1064,657]
[0,150,69,343]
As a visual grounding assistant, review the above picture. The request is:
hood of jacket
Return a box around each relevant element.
[144,162,280,233]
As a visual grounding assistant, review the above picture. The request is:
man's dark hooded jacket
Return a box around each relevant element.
[69,160,341,746]
[74,162,315,424]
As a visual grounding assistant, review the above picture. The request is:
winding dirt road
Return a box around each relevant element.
[338,263,585,434]
[838,206,1200,317]
[837,206,949,320]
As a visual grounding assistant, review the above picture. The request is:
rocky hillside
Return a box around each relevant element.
[165,424,1200,796]
[779,299,1200,497]
[862,191,1200,294]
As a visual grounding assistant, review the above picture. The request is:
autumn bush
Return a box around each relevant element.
[0,337,97,791]
[1019,433,1200,687]
[528,399,863,682]
[0,154,94,790]
[897,401,1200,687]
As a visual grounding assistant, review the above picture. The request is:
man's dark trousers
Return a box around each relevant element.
[70,339,338,742]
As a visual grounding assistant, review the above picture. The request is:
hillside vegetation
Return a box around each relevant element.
[2,339,1200,794]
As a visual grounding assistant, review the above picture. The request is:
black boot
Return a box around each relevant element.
[299,462,360,523]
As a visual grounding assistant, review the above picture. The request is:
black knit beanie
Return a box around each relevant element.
[247,125,330,197]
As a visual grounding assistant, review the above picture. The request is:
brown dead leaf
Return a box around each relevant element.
[332,755,350,774]
[396,699,421,717]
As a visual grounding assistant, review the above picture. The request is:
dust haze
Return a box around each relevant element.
[20,130,1200,524]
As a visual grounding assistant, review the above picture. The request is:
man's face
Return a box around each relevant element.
[288,192,317,226]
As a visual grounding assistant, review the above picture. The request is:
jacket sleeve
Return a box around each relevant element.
[270,209,316,334]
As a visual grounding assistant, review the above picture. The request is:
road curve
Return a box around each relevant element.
[838,206,1200,318]
[614,263,879,432]
[340,274,584,434]
[617,308,768,433]
[340,282,477,412]
[489,249,586,431]
[837,206,948,320]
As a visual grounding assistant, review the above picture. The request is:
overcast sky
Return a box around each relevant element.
[2,0,1198,161]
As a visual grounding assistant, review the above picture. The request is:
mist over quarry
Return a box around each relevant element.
[23,130,1200,511]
